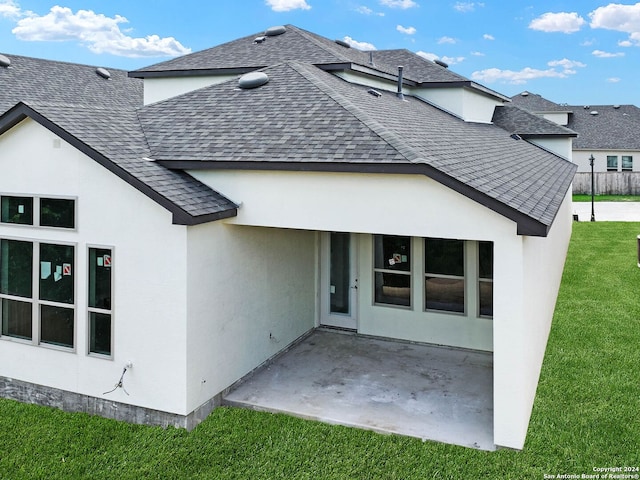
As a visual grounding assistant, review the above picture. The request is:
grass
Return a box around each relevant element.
[573,194,640,202]
[1,223,639,479]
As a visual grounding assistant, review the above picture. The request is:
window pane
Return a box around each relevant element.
[425,238,464,276]
[479,281,493,317]
[374,235,411,272]
[329,233,350,315]
[40,305,74,347]
[40,198,75,229]
[90,312,111,355]
[1,298,32,340]
[0,239,33,298]
[479,241,493,279]
[1,196,33,225]
[426,277,465,313]
[375,272,410,307]
[89,248,112,310]
[622,156,633,171]
[607,156,618,171]
[39,243,74,304]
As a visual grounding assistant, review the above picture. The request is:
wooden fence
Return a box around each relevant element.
[573,172,640,195]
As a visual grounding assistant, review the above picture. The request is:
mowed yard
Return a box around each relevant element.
[0,222,638,479]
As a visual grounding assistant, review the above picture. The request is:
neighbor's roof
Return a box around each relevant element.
[138,62,576,235]
[130,25,508,100]
[567,105,640,150]
[0,53,142,113]
[492,104,577,138]
[509,91,571,112]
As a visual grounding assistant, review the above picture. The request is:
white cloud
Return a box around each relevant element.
[454,2,484,13]
[11,6,190,57]
[529,12,586,33]
[355,5,384,16]
[590,3,640,46]
[471,60,584,85]
[619,39,633,47]
[265,0,311,12]
[441,55,464,65]
[607,77,621,83]
[592,49,625,58]
[343,35,376,50]
[580,38,595,46]
[437,36,456,44]
[0,0,26,19]
[483,33,494,40]
[471,51,485,56]
[416,51,438,61]
[397,25,416,35]
[380,0,418,9]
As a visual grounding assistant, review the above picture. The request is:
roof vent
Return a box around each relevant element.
[254,36,267,44]
[367,88,382,97]
[613,105,620,109]
[96,67,111,79]
[369,51,375,67]
[510,133,522,140]
[434,59,449,68]
[0,54,10,68]
[521,91,529,97]
[583,105,590,109]
[396,66,404,100]
[590,111,599,116]
[335,39,351,48]
[238,71,269,89]
[265,25,286,37]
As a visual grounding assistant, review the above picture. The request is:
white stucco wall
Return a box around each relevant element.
[185,223,316,413]
[493,190,573,449]
[411,87,502,123]
[541,112,570,126]
[573,149,640,172]
[143,75,239,105]
[528,137,573,160]
[0,119,190,414]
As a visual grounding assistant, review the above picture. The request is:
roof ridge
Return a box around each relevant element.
[288,61,423,163]
[288,25,353,63]
[0,52,129,73]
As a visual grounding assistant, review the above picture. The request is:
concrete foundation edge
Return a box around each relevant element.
[0,376,219,430]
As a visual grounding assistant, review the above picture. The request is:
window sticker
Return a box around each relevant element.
[40,262,52,280]
[63,263,71,276]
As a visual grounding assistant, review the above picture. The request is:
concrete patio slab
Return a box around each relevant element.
[223,329,494,450]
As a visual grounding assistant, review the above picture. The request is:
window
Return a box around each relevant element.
[0,195,75,229]
[1,196,33,225]
[622,155,633,172]
[0,239,33,340]
[0,238,75,349]
[40,198,75,229]
[373,235,411,307]
[425,238,465,313]
[88,247,112,356]
[607,156,618,171]
[478,242,494,317]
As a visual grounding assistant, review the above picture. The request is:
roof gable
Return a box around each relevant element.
[139,62,576,235]
[492,104,577,138]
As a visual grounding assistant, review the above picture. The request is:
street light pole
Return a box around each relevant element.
[589,154,596,222]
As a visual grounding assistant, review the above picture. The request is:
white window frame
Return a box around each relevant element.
[0,193,77,231]
[622,155,633,172]
[372,235,412,309]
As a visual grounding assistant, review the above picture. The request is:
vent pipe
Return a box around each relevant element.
[369,51,375,67]
[397,66,404,100]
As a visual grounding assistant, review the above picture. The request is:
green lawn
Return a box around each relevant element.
[1,223,639,479]
[573,194,640,202]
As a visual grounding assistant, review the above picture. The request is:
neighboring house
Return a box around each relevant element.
[511,91,640,194]
[0,25,576,450]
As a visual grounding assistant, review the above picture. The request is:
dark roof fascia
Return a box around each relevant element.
[416,80,510,101]
[158,160,550,236]
[0,103,236,226]
[128,66,259,79]
[520,132,578,139]
[318,62,418,86]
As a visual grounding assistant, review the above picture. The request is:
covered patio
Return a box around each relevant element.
[223,329,494,450]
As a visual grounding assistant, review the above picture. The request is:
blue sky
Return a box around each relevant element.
[2,0,640,105]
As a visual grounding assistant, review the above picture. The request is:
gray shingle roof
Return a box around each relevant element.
[130,24,502,95]
[492,104,577,138]
[139,62,576,234]
[0,53,142,113]
[567,105,640,150]
[0,54,236,225]
[509,91,570,112]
